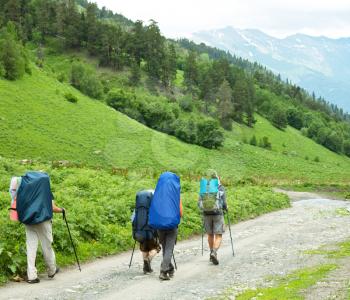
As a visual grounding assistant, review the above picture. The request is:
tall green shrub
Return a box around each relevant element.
[196,119,224,149]
[70,62,103,99]
[0,22,30,80]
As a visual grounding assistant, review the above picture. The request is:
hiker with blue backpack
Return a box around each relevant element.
[9,172,65,283]
[198,170,228,265]
[149,172,183,281]
[131,189,161,274]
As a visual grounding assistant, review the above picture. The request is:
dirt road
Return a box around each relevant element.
[1,191,349,300]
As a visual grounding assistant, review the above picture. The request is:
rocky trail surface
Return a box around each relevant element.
[1,191,349,300]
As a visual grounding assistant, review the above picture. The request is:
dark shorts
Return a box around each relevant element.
[203,214,225,235]
[140,238,160,252]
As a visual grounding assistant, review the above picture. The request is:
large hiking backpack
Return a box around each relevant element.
[132,190,157,243]
[199,177,222,213]
[16,172,54,225]
[149,172,181,230]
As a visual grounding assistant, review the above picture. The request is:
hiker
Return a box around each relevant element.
[131,189,161,274]
[198,170,227,265]
[149,172,183,281]
[10,172,64,284]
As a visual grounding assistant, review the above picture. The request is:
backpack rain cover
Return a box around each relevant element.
[132,190,156,243]
[149,172,181,230]
[16,172,54,225]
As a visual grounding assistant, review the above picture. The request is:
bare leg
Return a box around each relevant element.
[213,234,222,250]
[207,234,214,250]
[148,249,157,262]
[142,251,148,260]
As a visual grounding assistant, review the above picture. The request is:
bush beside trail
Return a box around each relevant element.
[0,158,289,284]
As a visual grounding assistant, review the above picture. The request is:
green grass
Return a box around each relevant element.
[305,240,350,259]
[279,184,350,200]
[232,265,337,300]
[174,69,184,87]
[1,65,350,185]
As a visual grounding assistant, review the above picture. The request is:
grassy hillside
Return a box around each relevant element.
[1,66,350,185]
[1,58,350,285]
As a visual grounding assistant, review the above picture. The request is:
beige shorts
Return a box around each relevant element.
[203,214,225,235]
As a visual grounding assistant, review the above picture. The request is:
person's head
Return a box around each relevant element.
[206,169,220,185]
[206,169,218,179]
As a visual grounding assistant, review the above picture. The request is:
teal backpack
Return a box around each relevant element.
[199,177,221,213]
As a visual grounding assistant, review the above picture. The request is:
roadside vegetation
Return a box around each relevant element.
[0,157,289,284]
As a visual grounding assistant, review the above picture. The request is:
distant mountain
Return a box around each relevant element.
[191,27,350,112]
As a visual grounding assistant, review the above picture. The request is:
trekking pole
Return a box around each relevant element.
[225,211,235,257]
[129,241,136,269]
[63,211,82,271]
[201,217,204,256]
[172,253,177,270]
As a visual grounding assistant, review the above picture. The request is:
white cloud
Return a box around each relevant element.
[93,0,350,38]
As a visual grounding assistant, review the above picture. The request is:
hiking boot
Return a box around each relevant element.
[48,267,60,278]
[143,260,148,274]
[168,269,174,278]
[159,271,170,281]
[148,262,153,273]
[168,263,175,278]
[143,260,153,274]
[210,251,219,265]
[27,278,40,284]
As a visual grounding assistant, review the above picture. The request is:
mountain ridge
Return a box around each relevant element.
[191,26,350,112]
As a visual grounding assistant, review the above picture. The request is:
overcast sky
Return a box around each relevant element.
[93,0,350,39]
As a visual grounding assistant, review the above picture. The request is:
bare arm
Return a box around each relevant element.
[52,201,64,213]
[219,186,228,211]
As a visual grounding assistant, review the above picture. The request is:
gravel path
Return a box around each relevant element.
[1,191,349,300]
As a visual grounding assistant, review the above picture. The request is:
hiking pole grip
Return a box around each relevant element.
[63,214,82,271]
[226,211,235,257]
[129,241,136,269]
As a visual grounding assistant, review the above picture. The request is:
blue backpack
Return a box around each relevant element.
[149,172,181,230]
[16,172,54,225]
[132,190,157,243]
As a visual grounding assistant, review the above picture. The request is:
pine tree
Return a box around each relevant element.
[34,0,56,40]
[144,20,164,81]
[245,78,256,127]
[184,51,198,94]
[85,2,98,54]
[55,0,81,48]
[0,22,28,80]
[129,59,141,86]
[232,78,248,123]
[160,44,177,88]
[217,80,234,130]
[4,0,21,24]
[129,20,145,66]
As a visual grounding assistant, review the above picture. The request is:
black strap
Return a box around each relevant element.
[8,208,17,211]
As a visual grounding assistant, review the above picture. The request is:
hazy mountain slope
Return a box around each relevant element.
[192,27,350,111]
